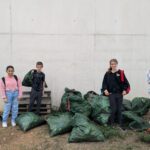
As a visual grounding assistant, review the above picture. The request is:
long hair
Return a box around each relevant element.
[108,59,118,72]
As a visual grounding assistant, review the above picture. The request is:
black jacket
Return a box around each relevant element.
[101,70,130,95]
[32,71,45,91]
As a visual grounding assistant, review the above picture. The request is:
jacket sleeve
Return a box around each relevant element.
[43,73,45,82]
[123,73,130,93]
[101,73,108,93]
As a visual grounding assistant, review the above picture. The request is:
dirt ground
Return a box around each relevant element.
[0,119,150,150]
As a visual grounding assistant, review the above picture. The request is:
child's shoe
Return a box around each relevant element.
[2,122,7,128]
[11,121,16,127]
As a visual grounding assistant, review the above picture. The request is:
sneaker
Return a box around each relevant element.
[2,122,7,128]
[11,121,16,127]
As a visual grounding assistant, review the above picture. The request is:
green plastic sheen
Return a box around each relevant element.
[16,112,45,131]
[68,113,105,142]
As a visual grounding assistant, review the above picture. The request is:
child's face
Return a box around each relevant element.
[110,61,118,70]
[7,68,14,76]
[36,65,43,72]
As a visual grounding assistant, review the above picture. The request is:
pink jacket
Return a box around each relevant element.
[0,76,22,99]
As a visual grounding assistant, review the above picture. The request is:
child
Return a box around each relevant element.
[28,62,45,115]
[0,66,22,127]
[101,59,130,127]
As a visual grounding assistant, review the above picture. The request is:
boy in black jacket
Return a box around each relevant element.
[29,62,45,115]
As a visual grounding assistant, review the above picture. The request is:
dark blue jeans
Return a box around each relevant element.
[29,89,42,115]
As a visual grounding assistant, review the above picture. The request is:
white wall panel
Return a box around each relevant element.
[0,0,149,106]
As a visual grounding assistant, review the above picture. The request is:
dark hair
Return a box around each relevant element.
[6,65,14,71]
[108,59,118,72]
[36,61,43,66]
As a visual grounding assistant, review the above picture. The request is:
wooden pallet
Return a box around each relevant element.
[19,91,51,115]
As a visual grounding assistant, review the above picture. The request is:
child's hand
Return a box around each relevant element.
[104,90,109,96]
[18,97,22,101]
[122,90,127,95]
[31,69,35,73]
[3,98,7,103]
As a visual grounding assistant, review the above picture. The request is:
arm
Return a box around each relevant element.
[18,78,23,98]
[42,74,45,95]
[101,73,109,95]
[0,79,7,99]
[123,73,130,94]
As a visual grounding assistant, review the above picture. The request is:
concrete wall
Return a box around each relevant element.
[0,0,150,106]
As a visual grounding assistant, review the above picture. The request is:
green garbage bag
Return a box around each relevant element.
[22,69,48,87]
[47,112,73,136]
[129,121,150,131]
[132,97,144,110]
[69,100,91,117]
[22,69,33,87]
[84,92,110,125]
[68,113,105,143]
[60,88,91,116]
[85,93,110,115]
[122,99,132,111]
[132,97,150,116]
[95,114,110,125]
[99,96,110,113]
[122,111,150,131]
[60,88,82,111]
[84,91,99,102]
[87,95,102,117]
[122,111,143,123]
[16,112,45,131]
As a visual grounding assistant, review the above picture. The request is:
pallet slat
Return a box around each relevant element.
[19,99,51,105]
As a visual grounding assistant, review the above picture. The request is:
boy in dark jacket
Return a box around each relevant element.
[29,62,45,115]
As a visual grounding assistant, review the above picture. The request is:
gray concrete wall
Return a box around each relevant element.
[0,0,150,106]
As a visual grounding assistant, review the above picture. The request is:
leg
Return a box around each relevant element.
[11,91,19,123]
[109,94,117,125]
[29,89,37,112]
[2,92,13,123]
[116,94,123,126]
[35,91,42,115]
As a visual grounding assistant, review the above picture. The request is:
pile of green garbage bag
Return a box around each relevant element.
[16,112,45,131]
[16,88,150,143]
[60,88,91,116]
[84,91,150,131]
[121,97,150,131]
[123,97,150,116]
[47,112,73,136]
[68,113,105,142]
